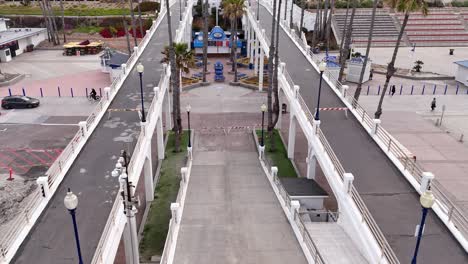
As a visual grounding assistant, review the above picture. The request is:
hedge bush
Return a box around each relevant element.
[451,0,468,7]
[134,1,160,12]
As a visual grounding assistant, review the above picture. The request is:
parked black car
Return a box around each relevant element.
[1,96,40,109]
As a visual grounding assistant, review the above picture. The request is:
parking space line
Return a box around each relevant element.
[25,150,50,164]
[6,149,36,166]
[42,150,58,161]
[0,152,28,173]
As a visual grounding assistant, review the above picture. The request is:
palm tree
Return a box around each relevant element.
[202,0,209,82]
[300,0,306,32]
[162,43,196,89]
[137,0,144,38]
[311,0,320,48]
[324,0,334,50]
[374,0,428,118]
[322,0,328,40]
[353,0,378,102]
[338,0,357,82]
[223,0,245,82]
[289,0,294,29]
[267,0,280,131]
[164,0,183,151]
[120,0,132,55]
[129,0,138,46]
[272,0,283,132]
[338,0,350,60]
[59,0,66,43]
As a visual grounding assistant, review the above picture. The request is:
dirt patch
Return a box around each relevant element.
[0,175,37,226]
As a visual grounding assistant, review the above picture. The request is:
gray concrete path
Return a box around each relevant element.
[173,129,307,264]
[12,4,183,263]
[253,1,468,262]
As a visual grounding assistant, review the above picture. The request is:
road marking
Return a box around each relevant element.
[40,123,79,126]
[26,149,50,164]
[6,149,36,166]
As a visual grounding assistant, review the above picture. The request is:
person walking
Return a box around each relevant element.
[391,85,396,96]
[431,98,437,111]
[369,69,374,80]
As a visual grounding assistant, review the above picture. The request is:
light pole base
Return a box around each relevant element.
[187,146,193,160]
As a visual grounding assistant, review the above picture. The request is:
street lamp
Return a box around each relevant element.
[186,105,191,148]
[137,62,146,122]
[260,104,267,146]
[257,0,260,20]
[411,187,435,264]
[64,188,84,264]
[314,61,327,121]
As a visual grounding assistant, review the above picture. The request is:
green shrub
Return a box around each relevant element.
[451,0,468,7]
[134,1,160,12]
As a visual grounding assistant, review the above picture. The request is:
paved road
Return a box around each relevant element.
[173,128,307,264]
[12,4,182,264]
[254,2,468,263]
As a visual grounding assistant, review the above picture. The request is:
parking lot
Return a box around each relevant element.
[0,97,95,231]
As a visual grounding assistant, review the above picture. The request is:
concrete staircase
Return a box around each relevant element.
[334,10,403,47]
[304,222,368,263]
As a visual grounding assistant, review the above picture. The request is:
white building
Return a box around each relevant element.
[454,60,468,86]
[0,18,47,63]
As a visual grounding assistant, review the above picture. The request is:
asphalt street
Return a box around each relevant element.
[254,2,468,263]
[12,4,182,264]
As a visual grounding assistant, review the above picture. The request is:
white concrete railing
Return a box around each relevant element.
[159,130,194,264]
[90,0,194,263]
[252,130,326,264]
[0,3,176,264]
[260,0,468,251]
[246,1,398,262]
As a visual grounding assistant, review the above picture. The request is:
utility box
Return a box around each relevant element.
[346,57,372,83]
[0,48,12,62]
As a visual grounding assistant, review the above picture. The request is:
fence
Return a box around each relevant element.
[352,83,468,96]
[1,86,106,98]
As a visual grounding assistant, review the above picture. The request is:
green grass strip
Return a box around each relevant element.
[139,131,189,260]
[256,129,297,178]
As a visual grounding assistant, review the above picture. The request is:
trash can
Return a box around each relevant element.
[449,49,454,55]
[249,63,253,69]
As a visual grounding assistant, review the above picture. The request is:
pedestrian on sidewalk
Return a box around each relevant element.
[431,98,437,111]
[369,69,373,80]
[391,85,396,96]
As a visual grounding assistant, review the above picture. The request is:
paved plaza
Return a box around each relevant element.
[359,95,468,215]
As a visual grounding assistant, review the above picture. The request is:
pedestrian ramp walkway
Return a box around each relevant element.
[172,130,308,264]
[304,222,368,263]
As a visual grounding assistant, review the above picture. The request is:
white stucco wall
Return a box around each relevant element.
[16,38,28,56]
[455,65,468,86]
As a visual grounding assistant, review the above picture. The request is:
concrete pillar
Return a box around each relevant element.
[312,119,321,135]
[78,121,87,137]
[175,29,180,41]
[372,119,381,135]
[187,145,193,160]
[305,45,311,55]
[133,46,139,55]
[104,86,111,101]
[342,85,349,98]
[306,144,316,180]
[181,167,188,183]
[171,203,180,223]
[165,89,172,131]
[157,118,165,160]
[271,166,278,179]
[253,33,259,76]
[288,114,296,159]
[250,32,255,64]
[154,86,160,99]
[36,177,50,198]
[343,173,354,194]
[144,154,154,202]
[420,172,434,193]
[121,63,127,75]
[294,84,300,98]
[246,18,251,57]
[258,44,265,91]
[259,145,265,160]
[276,93,283,129]
[290,200,300,220]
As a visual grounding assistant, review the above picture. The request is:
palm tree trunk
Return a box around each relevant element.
[230,19,235,72]
[338,0,356,82]
[272,0,282,128]
[289,0,294,29]
[233,18,239,82]
[300,0,305,33]
[322,0,328,40]
[137,0,144,38]
[165,0,182,151]
[311,1,320,48]
[39,1,51,42]
[123,18,132,55]
[354,0,377,102]
[338,0,350,60]
[325,0,334,50]
[375,11,409,119]
[48,0,60,45]
[129,0,138,46]
[202,0,208,82]
[59,0,66,43]
[267,0,279,129]
[284,0,288,20]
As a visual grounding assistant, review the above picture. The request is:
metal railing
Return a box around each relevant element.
[294,211,326,264]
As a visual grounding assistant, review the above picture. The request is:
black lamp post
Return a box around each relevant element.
[411,187,435,264]
[64,188,84,264]
[137,62,146,122]
[260,104,267,146]
[314,61,327,121]
[257,0,260,20]
[186,105,191,148]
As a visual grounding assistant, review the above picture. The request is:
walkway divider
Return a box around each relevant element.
[256,0,468,252]
[0,1,179,262]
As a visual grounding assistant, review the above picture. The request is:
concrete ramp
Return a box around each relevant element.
[304,222,368,263]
